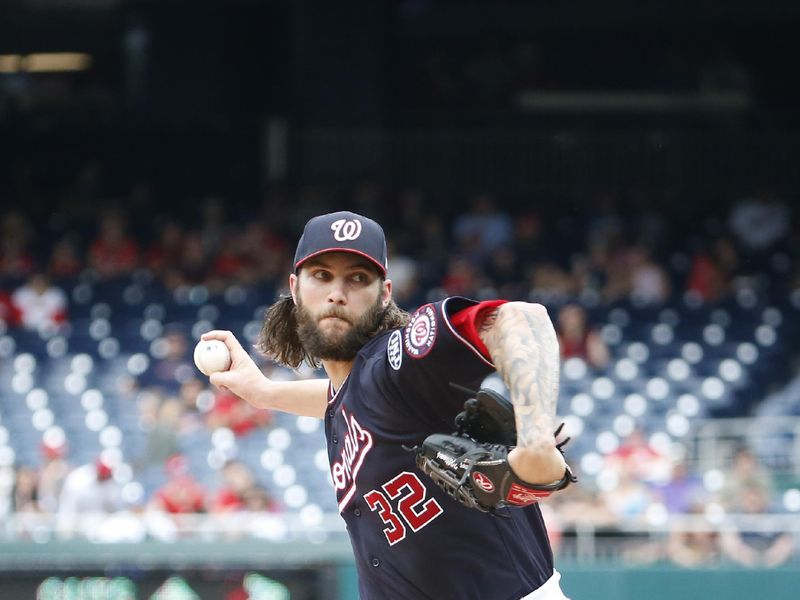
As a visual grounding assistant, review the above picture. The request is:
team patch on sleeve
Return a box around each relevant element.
[387,329,403,370]
[403,304,437,358]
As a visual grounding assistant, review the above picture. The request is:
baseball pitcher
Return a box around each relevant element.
[203,211,574,600]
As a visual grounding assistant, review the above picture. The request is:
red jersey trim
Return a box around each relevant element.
[445,299,507,364]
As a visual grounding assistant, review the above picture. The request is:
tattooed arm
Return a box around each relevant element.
[479,302,567,485]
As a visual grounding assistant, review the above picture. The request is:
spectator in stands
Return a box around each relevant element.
[686,238,738,303]
[175,231,210,286]
[145,221,185,280]
[606,428,670,483]
[10,465,40,514]
[527,263,574,305]
[241,485,280,513]
[210,460,278,513]
[206,387,273,437]
[210,460,255,513]
[148,454,206,515]
[571,239,611,300]
[88,211,139,278]
[37,438,71,514]
[666,503,721,568]
[47,236,83,279]
[140,398,182,469]
[11,272,68,332]
[1,211,34,249]
[0,236,35,279]
[415,215,451,291]
[728,191,791,254]
[556,303,610,369]
[547,480,619,529]
[513,211,545,259]
[600,244,634,304]
[627,244,671,305]
[141,325,195,393]
[210,481,284,544]
[601,467,655,522]
[720,483,794,567]
[57,457,125,537]
[208,230,251,288]
[452,193,514,264]
[720,446,774,509]
[385,186,424,251]
[135,387,165,431]
[176,377,207,433]
[439,256,484,298]
[486,245,524,300]
[653,460,706,515]
[199,197,227,256]
[385,240,421,308]
[0,211,35,278]
[0,288,21,327]
[231,221,290,285]
[3,465,42,540]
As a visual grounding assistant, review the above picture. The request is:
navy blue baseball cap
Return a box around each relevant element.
[294,211,388,277]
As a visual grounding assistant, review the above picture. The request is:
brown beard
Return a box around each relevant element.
[295,293,388,362]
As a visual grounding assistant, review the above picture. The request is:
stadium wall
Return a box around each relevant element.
[1,540,797,599]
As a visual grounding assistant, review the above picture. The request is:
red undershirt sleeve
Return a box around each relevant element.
[449,299,508,362]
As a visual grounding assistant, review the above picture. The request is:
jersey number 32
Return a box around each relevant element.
[363,471,444,546]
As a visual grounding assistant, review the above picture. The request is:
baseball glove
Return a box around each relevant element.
[454,387,517,446]
[414,387,576,513]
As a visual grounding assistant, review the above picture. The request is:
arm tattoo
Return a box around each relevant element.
[482,304,560,448]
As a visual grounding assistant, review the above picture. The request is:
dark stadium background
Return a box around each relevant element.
[0,1,799,599]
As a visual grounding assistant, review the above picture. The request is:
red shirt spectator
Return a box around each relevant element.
[556,303,609,369]
[210,245,248,280]
[0,291,22,327]
[211,461,256,513]
[48,237,83,279]
[0,238,35,278]
[606,429,670,483]
[206,392,273,437]
[151,477,206,514]
[150,456,206,514]
[145,221,185,276]
[686,238,738,303]
[88,213,139,278]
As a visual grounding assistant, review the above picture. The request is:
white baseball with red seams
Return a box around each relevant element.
[193,339,231,376]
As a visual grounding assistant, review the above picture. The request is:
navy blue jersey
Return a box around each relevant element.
[324,297,555,600]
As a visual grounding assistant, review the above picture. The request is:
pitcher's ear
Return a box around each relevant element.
[381,278,392,307]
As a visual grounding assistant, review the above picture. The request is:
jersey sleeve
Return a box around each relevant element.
[448,299,507,361]
[363,297,502,432]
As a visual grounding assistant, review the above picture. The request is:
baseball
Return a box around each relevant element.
[193,339,232,376]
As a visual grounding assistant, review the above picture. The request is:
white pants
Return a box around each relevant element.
[519,570,570,600]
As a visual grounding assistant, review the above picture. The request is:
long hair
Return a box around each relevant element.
[257,294,410,370]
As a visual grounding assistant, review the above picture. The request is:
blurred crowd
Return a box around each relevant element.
[3,324,284,541]
[0,181,798,565]
[544,437,795,568]
[1,180,797,313]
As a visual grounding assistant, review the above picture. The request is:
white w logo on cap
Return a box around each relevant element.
[331,219,362,241]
